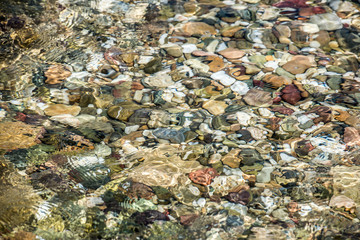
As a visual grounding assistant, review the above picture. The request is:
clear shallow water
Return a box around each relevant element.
[1,0,360,239]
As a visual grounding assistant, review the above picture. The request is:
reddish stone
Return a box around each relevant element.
[281,84,301,105]
[267,117,281,131]
[131,82,144,90]
[15,112,27,122]
[273,0,308,8]
[294,140,315,156]
[299,7,326,16]
[253,80,265,88]
[189,168,218,186]
[307,106,332,124]
[272,106,295,115]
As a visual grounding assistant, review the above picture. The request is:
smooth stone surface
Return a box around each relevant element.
[243,88,273,107]
[44,104,81,116]
[218,48,245,59]
[256,166,274,183]
[310,13,343,31]
[230,81,249,95]
[182,22,217,35]
[203,100,228,115]
[211,71,236,86]
[143,70,175,88]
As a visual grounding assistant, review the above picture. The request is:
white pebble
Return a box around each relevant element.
[230,81,249,95]
[211,71,236,86]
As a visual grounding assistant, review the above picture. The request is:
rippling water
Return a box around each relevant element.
[1,0,360,239]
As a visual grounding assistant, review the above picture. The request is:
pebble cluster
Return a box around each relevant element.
[1,0,360,239]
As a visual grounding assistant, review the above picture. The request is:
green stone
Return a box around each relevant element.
[248,55,267,68]
[326,76,342,90]
[240,148,263,166]
[240,163,264,175]
[281,118,299,132]
[212,115,231,131]
[327,66,346,74]
[144,58,162,74]
[299,120,314,129]
[222,139,239,148]
[276,67,295,79]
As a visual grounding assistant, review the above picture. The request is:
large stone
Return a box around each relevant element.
[183,22,217,35]
[211,71,236,86]
[310,13,342,31]
[222,149,242,168]
[203,100,228,115]
[0,122,45,150]
[218,48,245,59]
[330,166,360,204]
[44,104,81,116]
[243,88,273,107]
[143,70,174,88]
[107,102,142,121]
[124,145,203,187]
[282,56,312,75]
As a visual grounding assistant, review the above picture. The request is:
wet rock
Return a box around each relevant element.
[180,214,199,226]
[153,128,185,143]
[263,74,291,88]
[162,44,183,57]
[310,13,342,31]
[143,70,174,88]
[182,22,216,35]
[343,127,360,147]
[222,149,242,168]
[189,168,218,186]
[0,122,45,151]
[218,48,245,60]
[282,56,311,75]
[225,190,251,205]
[210,175,246,196]
[203,100,228,115]
[329,195,356,210]
[132,210,169,225]
[207,55,225,72]
[107,105,135,121]
[211,71,236,87]
[45,65,71,85]
[281,84,301,105]
[125,146,202,187]
[44,104,81,116]
[326,76,342,90]
[243,88,273,107]
[256,166,274,183]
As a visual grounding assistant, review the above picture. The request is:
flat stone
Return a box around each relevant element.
[162,44,183,57]
[44,104,81,116]
[183,22,217,35]
[310,13,343,31]
[218,48,245,59]
[282,56,312,75]
[221,26,243,37]
[211,71,236,86]
[230,81,250,95]
[222,149,242,168]
[184,59,210,73]
[243,88,273,107]
[143,70,175,88]
[203,100,228,115]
